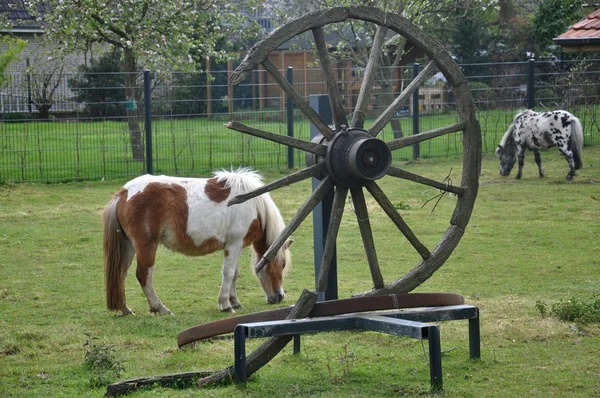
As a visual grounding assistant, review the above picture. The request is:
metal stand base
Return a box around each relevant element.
[234,304,479,391]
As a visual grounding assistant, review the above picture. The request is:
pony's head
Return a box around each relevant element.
[252,239,293,303]
[496,115,521,176]
[495,143,516,176]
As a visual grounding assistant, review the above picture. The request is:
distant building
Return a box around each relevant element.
[553,8,600,52]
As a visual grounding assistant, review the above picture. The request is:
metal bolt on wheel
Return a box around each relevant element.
[226,6,482,297]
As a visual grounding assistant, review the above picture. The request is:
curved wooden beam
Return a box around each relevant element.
[177,292,465,347]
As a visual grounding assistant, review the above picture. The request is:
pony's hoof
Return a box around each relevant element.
[151,306,173,315]
[221,307,236,313]
[230,300,242,309]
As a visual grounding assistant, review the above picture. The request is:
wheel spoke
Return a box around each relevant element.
[386,121,466,151]
[312,27,348,129]
[351,25,387,129]
[225,121,327,156]
[261,58,334,139]
[228,163,327,206]
[368,60,437,137]
[350,188,384,289]
[255,176,334,273]
[386,166,465,196]
[316,186,348,291]
[365,181,430,259]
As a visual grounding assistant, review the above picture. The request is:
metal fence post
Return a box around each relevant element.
[143,69,153,175]
[286,67,294,169]
[527,59,535,109]
[412,63,420,160]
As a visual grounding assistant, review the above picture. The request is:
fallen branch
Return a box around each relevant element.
[105,370,214,397]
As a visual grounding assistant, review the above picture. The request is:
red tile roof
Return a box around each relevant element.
[556,8,600,40]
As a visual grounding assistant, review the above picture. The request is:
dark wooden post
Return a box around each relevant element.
[309,94,337,301]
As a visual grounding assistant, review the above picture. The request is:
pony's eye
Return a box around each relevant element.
[282,261,286,269]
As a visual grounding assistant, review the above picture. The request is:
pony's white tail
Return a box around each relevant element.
[102,196,129,312]
[571,116,584,170]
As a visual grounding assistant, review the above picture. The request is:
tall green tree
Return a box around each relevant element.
[533,0,585,55]
[25,0,260,161]
[0,36,27,87]
[68,49,126,118]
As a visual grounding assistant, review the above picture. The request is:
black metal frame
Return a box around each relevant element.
[233,304,479,391]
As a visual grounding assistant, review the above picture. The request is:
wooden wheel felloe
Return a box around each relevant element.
[226,6,481,297]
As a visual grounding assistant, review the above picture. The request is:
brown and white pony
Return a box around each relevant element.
[102,169,292,315]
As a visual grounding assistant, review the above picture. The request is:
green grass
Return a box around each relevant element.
[2,105,599,184]
[1,146,599,397]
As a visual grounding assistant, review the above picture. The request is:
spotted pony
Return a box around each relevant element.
[496,109,584,181]
[102,168,292,315]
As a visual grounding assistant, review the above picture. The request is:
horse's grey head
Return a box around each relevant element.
[496,144,516,177]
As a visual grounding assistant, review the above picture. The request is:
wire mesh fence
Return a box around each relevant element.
[1,58,599,183]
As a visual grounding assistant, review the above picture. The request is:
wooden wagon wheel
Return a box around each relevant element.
[226,6,481,297]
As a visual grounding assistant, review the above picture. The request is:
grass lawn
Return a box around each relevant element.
[1,105,598,184]
[0,144,599,397]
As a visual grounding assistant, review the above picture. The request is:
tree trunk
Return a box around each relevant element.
[123,49,144,162]
[498,0,516,27]
[37,104,51,119]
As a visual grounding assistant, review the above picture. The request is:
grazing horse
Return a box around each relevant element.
[496,109,584,181]
[102,169,292,315]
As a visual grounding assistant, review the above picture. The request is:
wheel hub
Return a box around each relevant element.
[307,126,392,189]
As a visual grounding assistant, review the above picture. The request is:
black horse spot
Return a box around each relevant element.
[532,136,540,146]
[543,130,552,143]
[561,115,571,128]
[554,115,558,120]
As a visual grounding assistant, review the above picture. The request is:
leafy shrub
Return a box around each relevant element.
[68,49,126,119]
[154,60,255,117]
[550,295,600,324]
[535,88,558,103]
[83,333,125,387]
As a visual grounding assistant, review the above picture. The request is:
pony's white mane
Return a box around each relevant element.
[213,168,291,270]
[213,167,264,192]
[498,109,529,149]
